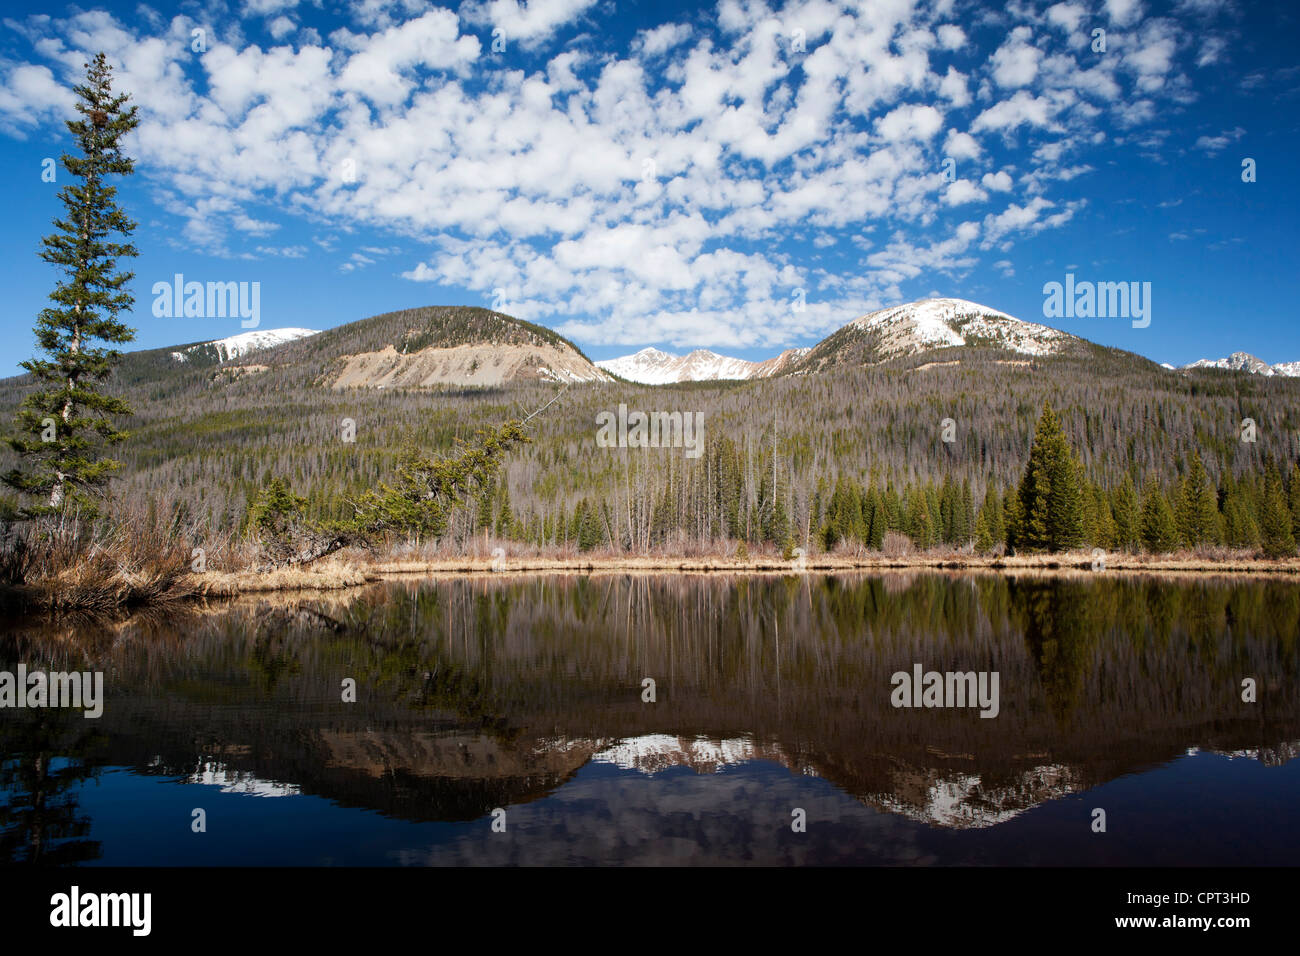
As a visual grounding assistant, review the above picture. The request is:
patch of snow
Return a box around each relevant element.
[172,327,319,363]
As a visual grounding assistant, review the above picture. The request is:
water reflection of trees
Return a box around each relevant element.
[2,572,1298,826]
[0,712,104,864]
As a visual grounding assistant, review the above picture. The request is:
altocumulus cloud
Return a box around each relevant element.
[0,0,1237,350]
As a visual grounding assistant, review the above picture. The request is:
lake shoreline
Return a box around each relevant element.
[7,550,1300,614]
[193,551,1300,597]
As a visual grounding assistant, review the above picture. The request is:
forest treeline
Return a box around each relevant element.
[5,340,1300,564]
[456,400,1300,559]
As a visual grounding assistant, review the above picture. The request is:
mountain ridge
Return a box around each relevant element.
[11,297,1296,391]
[1179,350,1300,377]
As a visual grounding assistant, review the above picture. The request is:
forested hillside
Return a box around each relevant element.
[3,305,1298,560]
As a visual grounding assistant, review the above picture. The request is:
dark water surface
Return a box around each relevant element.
[2,572,1298,866]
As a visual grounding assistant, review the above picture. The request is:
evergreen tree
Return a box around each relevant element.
[1002,485,1022,553]
[1222,490,1261,549]
[907,485,933,549]
[474,476,495,533]
[958,479,974,545]
[1139,480,1179,553]
[974,484,1003,553]
[1017,402,1085,552]
[939,475,958,543]
[768,479,792,552]
[1288,463,1300,534]
[883,481,902,531]
[1111,475,1140,552]
[4,54,140,514]
[1175,453,1220,548]
[1260,467,1296,559]
[494,481,515,538]
[1089,483,1116,550]
[863,485,886,550]
[925,483,942,543]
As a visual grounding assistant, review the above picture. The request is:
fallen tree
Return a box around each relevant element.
[248,417,537,572]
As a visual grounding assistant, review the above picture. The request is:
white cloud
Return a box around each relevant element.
[943,129,981,160]
[1194,126,1245,153]
[0,64,75,133]
[877,103,943,141]
[243,0,301,15]
[991,27,1042,88]
[462,0,600,47]
[981,170,1013,191]
[972,90,1059,132]
[635,22,693,58]
[936,24,965,49]
[0,0,1215,347]
[268,16,296,40]
[944,179,987,205]
[1045,3,1086,34]
[1105,0,1144,27]
[937,66,970,106]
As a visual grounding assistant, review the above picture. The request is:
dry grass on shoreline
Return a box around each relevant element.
[185,546,1300,597]
[0,514,202,613]
[5,527,1300,614]
[364,550,1300,578]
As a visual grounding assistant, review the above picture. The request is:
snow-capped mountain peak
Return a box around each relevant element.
[597,345,807,384]
[1179,351,1300,377]
[171,327,319,363]
[846,297,1067,359]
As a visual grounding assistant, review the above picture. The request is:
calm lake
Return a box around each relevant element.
[2,571,1298,866]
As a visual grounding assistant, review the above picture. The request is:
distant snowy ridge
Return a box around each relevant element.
[598,346,809,384]
[171,327,319,363]
[1179,351,1300,377]
[598,297,1071,383]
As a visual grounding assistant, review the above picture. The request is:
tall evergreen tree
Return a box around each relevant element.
[863,485,886,550]
[1260,467,1296,559]
[1016,402,1085,552]
[1088,483,1117,550]
[1174,453,1220,548]
[1111,475,1140,552]
[4,54,139,515]
[1002,485,1022,553]
[1139,480,1179,553]
[958,479,974,545]
[1288,463,1300,534]
[907,485,933,549]
[1222,490,1261,549]
[974,483,1004,553]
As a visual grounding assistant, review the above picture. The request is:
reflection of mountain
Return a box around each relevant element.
[187,762,300,797]
[590,734,779,775]
[3,573,1299,834]
[552,734,1086,829]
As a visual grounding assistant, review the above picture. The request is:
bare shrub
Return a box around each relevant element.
[881,531,914,557]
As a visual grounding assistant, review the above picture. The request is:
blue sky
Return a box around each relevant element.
[0,0,1296,377]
